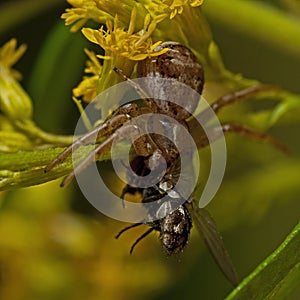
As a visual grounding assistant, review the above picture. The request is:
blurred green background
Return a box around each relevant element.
[0,0,300,299]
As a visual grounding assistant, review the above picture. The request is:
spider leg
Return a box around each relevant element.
[60,121,145,187]
[111,102,140,118]
[187,84,287,152]
[45,114,130,173]
[221,123,289,153]
[210,84,276,114]
[188,84,276,127]
[192,123,289,153]
[113,67,158,112]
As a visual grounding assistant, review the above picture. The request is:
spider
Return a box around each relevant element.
[45,41,286,186]
[45,41,286,286]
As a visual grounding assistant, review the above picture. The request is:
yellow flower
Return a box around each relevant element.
[73,49,102,102]
[62,0,107,32]
[62,0,205,31]
[74,8,170,119]
[61,0,144,32]
[82,9,167,62]
[144,0,204,21]
[61,0,211,110]
[167,0,204,19]
[62,0,208,66]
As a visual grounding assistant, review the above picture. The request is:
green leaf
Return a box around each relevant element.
[268,93,300,127]
[225,222,300,300]
[251,91,300,129]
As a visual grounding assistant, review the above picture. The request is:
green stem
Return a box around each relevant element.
[15,120,75,146]
[0,148,72,190]
[203,0,300,59]
[0,142,133,190]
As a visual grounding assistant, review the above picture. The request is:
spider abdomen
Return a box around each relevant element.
[137,41,204,120]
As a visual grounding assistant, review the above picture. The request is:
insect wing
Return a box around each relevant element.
[189,204,239,286]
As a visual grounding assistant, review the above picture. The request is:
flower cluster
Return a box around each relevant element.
[62,0,204,31]
[62,0,208,105]
[72,49,102,102]
[81,10,167,62]
[145,0,204,21]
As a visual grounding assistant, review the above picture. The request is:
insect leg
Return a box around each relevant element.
[115,223,143,239]
[116,223,155,254]
[113,67,158,112]
[129,228,155,254]
[60,122,143,187]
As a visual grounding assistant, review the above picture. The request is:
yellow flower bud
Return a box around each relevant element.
[0,40,33,121]
[0,66,33,121]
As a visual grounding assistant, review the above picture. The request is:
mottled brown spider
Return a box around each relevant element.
[45,41,286,186]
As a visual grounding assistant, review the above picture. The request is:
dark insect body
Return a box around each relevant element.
[46,41,287,286]
[116,156,239,286]
[117,156,193,256]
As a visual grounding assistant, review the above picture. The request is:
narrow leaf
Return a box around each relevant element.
[226,222,300,300]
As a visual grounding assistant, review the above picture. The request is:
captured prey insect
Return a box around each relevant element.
[45,41,287,286]
[116,156,239,286]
